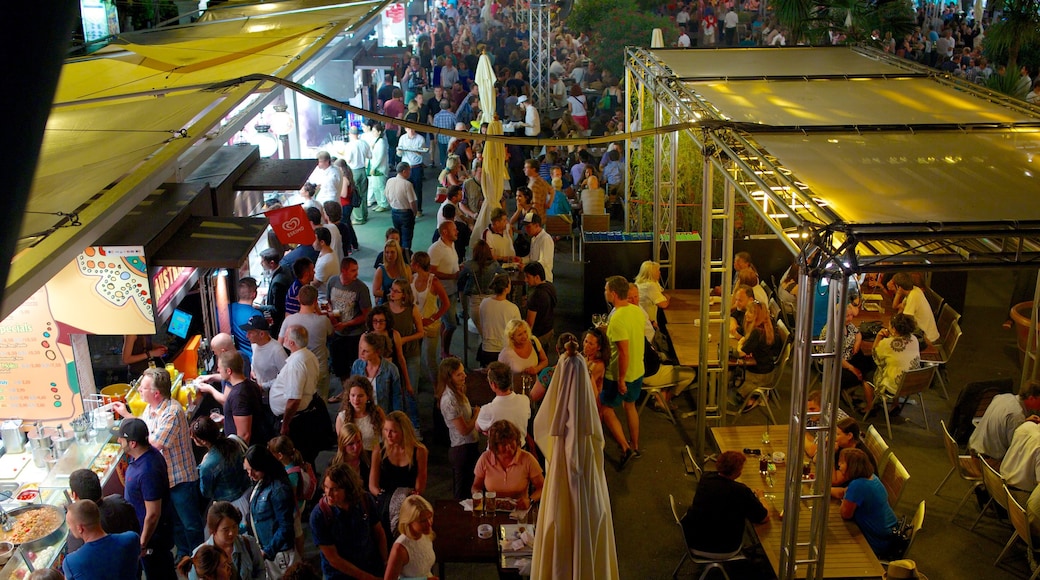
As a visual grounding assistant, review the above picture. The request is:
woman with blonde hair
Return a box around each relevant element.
[370,412,428,538]
[373,239,411,305]
[439,154,467,188]
[580,173,605,216]
[730,300,781,410]
[498,319,548,386]
[335,375,386,451]
[437,358,481,500]
[635,260,671,324]
[332,422,371,484]
[385,280,423,431]
[385,495,436,580]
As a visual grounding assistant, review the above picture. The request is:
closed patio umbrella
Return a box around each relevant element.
[472,52,506,245]
[531,343,620,579]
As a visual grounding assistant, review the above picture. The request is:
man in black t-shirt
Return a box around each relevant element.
[524,262,557,363]
[681,451,769,558]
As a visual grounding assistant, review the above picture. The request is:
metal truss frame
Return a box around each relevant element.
[527,2,552,108]
[625,44,1040,579]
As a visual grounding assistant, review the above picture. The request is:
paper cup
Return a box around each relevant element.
[477,523,493,539]
[772,452,786,464]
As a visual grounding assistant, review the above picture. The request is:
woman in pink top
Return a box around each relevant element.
[472,420,544,510]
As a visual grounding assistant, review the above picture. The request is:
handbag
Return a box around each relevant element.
[350,183,362,208]
[643,336,661,378]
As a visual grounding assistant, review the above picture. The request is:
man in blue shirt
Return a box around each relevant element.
[229,277,262,361]
[63,499,140,580]
[119,417,177,580]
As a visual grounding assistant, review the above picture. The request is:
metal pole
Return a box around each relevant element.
[695,155,714,457]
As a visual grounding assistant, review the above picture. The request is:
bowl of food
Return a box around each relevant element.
[0,505,66,551]
[0,541,14,565]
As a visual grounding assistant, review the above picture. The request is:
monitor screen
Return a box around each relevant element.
[167,309,192,339]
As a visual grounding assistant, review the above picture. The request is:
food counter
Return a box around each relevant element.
[0,435,122,579]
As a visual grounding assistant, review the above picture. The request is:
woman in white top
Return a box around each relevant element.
[567,84,589,131]
[498,319,548,384]
[385,495,437,580]
[335,375,386,452]
[410,252,451,385]
[436,358,481,500]
[867,313,921,412]
[634,260,670,325]
[478,274,521,366]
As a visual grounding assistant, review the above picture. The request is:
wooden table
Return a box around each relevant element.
[711,426,885,579]
[432,499,524,579]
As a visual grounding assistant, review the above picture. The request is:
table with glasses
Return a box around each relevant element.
[432,499,529,579]
[710,425,885,579]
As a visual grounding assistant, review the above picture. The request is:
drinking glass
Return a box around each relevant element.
[472,491,483,518]
[485,491,497,517]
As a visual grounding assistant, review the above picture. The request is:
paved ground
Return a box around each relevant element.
[327,170,1033,579]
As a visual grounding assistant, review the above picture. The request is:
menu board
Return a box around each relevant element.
[0,246,154,422]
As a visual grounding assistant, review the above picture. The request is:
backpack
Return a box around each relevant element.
[287,462,318,502]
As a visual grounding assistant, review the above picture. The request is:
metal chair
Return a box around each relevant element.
[669,494,745,579]
[972,458,1011,531]
[936,420,983,522]
[740,337,792,425]
[638,366,695,425]
[922,285,945,319]
[683,445,703,479]
[996,486,1040,578]
[880,454,911,510]
[862,366,937,439]
[936,303,961,344]
[904,500,926,558]
[920,318,961,399]
[864,425,892,475]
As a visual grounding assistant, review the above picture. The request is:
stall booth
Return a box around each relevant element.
[626,45,1040,579]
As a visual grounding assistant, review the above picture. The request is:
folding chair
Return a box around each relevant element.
[864,425,892,476]
[862,366,937,439]
[936,420,983,522]
[881,454,911,510]
[920,319,961,399]
[971,459,1010,531]
[996,486,1040,578]
[936,303,961,345]
[669,494,745,579]
[904,500,926,558]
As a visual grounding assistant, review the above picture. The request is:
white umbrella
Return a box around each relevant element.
[472,51,506,246]
[476,52,497,125]
[531,345,620,579]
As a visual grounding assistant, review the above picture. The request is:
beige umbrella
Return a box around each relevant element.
[473,52,506,246]
[531,344,620,579]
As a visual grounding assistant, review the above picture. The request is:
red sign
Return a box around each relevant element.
[266,205,316,246]
[151,265,195,316]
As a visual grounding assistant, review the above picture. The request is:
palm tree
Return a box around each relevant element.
[772,0,915,46]
[984,0,1040,74]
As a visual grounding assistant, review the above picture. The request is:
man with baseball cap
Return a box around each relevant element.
[240,314,287,392]
[116,417,176,580]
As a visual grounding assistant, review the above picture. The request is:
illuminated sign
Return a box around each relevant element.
[80,0,120,45]
[152,266,196,316]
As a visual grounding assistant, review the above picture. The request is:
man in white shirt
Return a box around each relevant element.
[241,315,287,391]
[677,26,692,48]
[385,162,419,250]
[521,212,554,282]
[269,325,319,436]
[676,6,690,26]
[344,125,371,223]
[517,95,541,138]
[429,221,461,358]
[723,9,739,46]
[396,127,427,217]
[482,207,517,262]
[306,151,341,205]
[311,228,338,293]
[970,383,1040,466]
[1002,420,1040,492]
[889,273,940,344]
[476,362,532,446]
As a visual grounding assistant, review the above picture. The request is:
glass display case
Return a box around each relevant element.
[0,435,121,579]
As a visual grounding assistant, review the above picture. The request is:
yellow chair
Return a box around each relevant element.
[862,366,937,439]
[880,454,911,511]
[971,458,1010,531]
[936,420,983,522]
[996,486,1040,578]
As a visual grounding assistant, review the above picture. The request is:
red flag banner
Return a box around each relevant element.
[265,205,316,246]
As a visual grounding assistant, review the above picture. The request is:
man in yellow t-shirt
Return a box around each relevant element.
[601,276,646,469]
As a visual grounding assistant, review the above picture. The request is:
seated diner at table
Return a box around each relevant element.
[472,420,544,510]
[837,448,899,559]
[864,313,921,414]
[680,450,769,559]
[829,417,878,490]
[729,300,781,411]
[888,272,940,346]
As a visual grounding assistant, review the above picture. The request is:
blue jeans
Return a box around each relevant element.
[391,209,416,250]
[170,480,205,559]
[437,141,449,168]
[408,164,424,212]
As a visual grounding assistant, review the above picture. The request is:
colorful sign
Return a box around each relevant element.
[152,265,196,317]
[80,0,120,45]
[265,205,317,246]
[0,246,153,422]
[379,3,407,48]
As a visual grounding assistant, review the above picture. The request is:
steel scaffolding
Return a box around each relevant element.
[625,44,1040,579]
[527,1,552,108]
